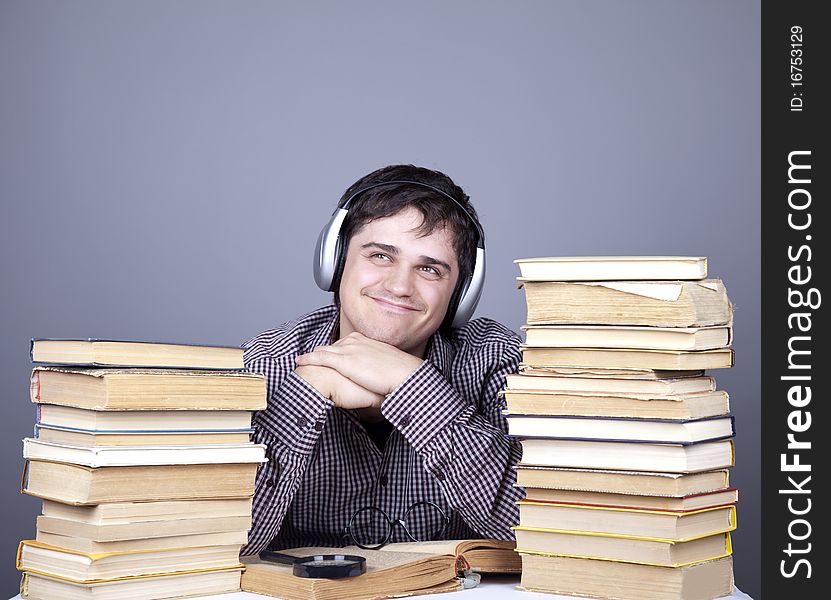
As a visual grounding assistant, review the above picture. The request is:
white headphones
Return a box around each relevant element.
[313,180,485,329]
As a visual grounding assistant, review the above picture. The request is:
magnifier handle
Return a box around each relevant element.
[259,550,300,565]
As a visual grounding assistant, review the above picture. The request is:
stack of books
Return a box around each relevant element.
[17,339,267,600]
[507,257,738,600]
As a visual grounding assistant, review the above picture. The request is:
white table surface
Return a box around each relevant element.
[9,576,754,599]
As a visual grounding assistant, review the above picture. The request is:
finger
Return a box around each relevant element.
[295,348,345,367]
[332,334,366,348]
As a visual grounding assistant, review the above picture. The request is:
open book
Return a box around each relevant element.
[379,539,520,573]
[241,539,519,600]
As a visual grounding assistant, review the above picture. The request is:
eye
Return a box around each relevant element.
[370,252,391,262]
[419,265,442,277]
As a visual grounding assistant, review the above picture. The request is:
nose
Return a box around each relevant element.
[383,263,415,297]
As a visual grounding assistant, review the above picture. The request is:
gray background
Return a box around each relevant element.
[0,1,761,597]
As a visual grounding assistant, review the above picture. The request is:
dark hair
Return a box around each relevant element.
[333,165,481,326]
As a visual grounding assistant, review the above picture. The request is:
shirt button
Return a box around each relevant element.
[314,421,324,432]
[434,471,446,481]
[296,416,308,428]
[379,475,388,487]
[399,414,412,427]
[265,478,275,488]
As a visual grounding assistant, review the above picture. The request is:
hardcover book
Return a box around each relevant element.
[513,529,732,567]
[519,554,734,600]
[31,367,266,411]
[516,501,737,541]
[17,540,243,582]
[20,568,244,600]
[520,346,735,371]
[36,497,252,542]
[506,414,735,444]
[22,439,267,467]
[35,529,249,554]
[513,466,731,497]
[22,460,258,504]
[506,372,716,394]
[30,339,244,369]
[519,279,732,327]
[36,404,254,430]
[513,256,708,281]
[522,324,732,351]
[502,389,730,420]
[34,424,254,447]
[517,438,735,473]
[520,487,738,511]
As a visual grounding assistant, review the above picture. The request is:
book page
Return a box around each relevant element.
[258,545,443,572]
[376,540,461,555]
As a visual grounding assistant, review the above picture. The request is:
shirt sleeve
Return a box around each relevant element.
[241,355,334,555]
[380,335,524,540]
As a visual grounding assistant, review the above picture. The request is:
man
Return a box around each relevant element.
[241,164,523,555]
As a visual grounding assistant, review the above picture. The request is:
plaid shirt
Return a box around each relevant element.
[241,305,523,555]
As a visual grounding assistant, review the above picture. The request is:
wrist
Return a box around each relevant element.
[294,364,332,399]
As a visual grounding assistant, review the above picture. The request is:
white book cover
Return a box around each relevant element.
[22,438,267,467]
[514,256,708,281]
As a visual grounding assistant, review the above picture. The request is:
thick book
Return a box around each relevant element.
[40,497,253,533]
[31,367,266,411]
[519,366,706,378]
[30,338,244,369]
[506,371,716,395]
[514,256,708,281]
[506,415,735,444]
[513,529,732,567]
[514,466,731,497]
[517,438,735,473]
[34,424,255,447]
[520,279,732,327]
[20,568,243,600]
[520,346,735,371]
[522,324,732,351]
[519,554,734,600]
[241,546,461,600]
[22,438,267,467]
[37,497,252,542]
[17,540,243,582]
[22,460,258,504]
[35,529,249,554]
[517,501,737,541]
[36,404,254,431]
[520,487,739,511]
[502,390,730,420]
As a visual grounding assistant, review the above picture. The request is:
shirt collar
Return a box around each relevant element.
[302,305,340,354]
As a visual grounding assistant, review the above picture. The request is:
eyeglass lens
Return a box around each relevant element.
[349,507,391,549]
[402,501,449,541]
[348,502,448,549]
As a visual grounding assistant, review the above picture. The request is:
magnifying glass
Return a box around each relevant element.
[258,550,367,578]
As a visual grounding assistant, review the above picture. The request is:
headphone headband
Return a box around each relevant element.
[338,180,485,247]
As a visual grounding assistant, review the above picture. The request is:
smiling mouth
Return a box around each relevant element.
[371,297,420,313]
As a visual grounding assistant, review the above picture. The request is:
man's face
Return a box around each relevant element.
[337,207,460,357]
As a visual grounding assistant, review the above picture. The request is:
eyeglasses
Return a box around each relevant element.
[343,501,450,550]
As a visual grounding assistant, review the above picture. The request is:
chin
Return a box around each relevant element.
[355,317,428,352]
[360,322,415,348]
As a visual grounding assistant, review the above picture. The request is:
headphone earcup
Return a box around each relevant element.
[449,247,486,329]
[313,208,349,292]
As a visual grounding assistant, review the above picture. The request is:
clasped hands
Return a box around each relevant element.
[294,332,425,413]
